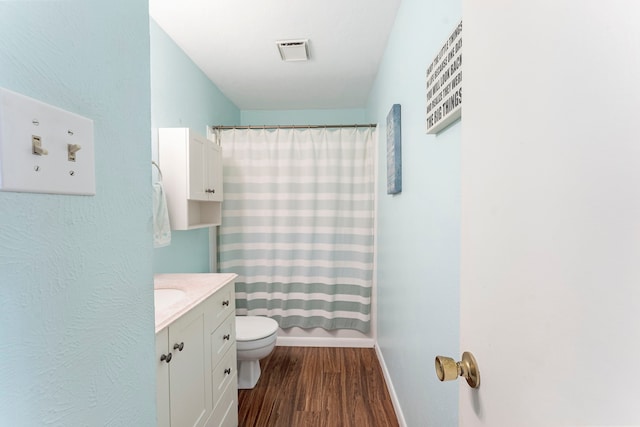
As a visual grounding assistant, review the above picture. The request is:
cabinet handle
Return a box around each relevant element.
[173,342,184,351]
[223,334,230,341]
[224,368,232,375]
[160,353,172,363]
[222,300,230,307]
[205,188,216,194]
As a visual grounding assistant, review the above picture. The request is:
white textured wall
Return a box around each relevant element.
[0,2,155,425]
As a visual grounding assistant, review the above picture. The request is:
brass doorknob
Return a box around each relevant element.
[435,351,480,388]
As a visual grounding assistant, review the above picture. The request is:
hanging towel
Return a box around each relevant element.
[153,181,171,248]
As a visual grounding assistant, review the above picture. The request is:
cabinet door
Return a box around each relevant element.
[156,328,171,427]
[188,132,210,201]
[206,142,223,202]
[168,307,211,427]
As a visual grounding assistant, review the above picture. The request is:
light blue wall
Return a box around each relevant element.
[0,2,155,425]
[241,108,366,126]
[150,19,240,274]
[366,0,462,425]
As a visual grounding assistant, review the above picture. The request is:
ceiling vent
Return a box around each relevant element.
[276,39,309,62]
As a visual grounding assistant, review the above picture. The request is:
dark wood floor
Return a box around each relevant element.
[238,346,399,427]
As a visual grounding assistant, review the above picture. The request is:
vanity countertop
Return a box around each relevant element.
[154,273,237,333]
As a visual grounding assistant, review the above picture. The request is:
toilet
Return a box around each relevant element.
[235,315,279,389]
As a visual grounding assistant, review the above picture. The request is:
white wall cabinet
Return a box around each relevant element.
[158,128,223,229]
[156,281,238,427]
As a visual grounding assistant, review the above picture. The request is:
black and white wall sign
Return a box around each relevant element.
[426,20,462,134]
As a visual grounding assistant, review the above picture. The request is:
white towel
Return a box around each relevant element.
[153,181,171,248]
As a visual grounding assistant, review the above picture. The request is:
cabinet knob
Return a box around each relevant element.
[205,188,216,194]
[223,334,230,341]
[160,353,172,363]
[224,368,232,375]
[222,300,230,307]
[173,342,184,352]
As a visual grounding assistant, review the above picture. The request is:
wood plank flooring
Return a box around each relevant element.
[238,346,399,427]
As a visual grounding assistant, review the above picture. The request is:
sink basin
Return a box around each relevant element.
[154,288,187,311]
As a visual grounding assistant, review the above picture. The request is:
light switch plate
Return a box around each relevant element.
[0,88,95,195]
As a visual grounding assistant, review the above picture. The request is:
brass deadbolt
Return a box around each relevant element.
[435,351,480,388]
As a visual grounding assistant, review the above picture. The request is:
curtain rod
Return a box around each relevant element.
[211,124,377,130]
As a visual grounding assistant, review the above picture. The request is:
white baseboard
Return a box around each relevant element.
[375,343,407,427]
[276,336,375,348]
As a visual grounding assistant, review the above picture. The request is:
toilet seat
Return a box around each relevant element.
[236,316,278,342]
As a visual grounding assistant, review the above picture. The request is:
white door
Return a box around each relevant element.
[460,1,640,425]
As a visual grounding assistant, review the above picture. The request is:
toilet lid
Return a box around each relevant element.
[235,316,279,341]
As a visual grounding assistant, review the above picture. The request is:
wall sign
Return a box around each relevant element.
[426,20,462,134]
[386,104,401,195]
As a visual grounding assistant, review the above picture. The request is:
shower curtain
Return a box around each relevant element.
[217,126,375,333]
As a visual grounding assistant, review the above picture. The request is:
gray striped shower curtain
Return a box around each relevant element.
[217,126,375,333]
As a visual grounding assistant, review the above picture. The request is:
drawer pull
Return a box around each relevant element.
[224,368,232,375]
[173,342,184,351]
[160,353,172,363]
[223,334,230,341]
[222,300,230,307]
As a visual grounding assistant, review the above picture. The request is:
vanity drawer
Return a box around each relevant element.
[206,373,238,427]
[211,313,235,368]
[212,345,237,410]
[206,282,235,330]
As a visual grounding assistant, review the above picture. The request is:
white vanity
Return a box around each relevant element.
[155,273,238,427]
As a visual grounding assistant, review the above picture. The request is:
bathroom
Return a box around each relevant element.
[2,1,640,426]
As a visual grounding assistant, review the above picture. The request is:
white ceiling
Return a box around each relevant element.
[149,0,401,111]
